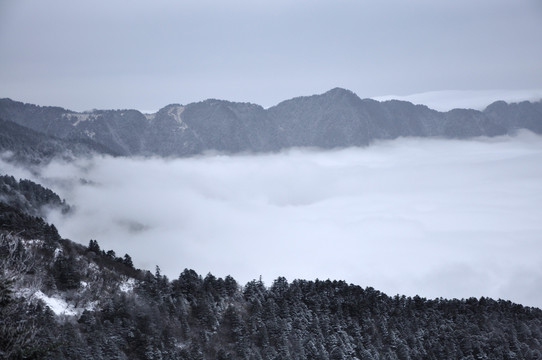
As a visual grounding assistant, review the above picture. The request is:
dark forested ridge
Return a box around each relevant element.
[1,88,541,158]
[0,117,117,165]
[1,177,542,359]
[0,175,70,217]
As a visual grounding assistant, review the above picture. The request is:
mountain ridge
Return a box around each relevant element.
[1,88,541,159]
[2,87,540,118]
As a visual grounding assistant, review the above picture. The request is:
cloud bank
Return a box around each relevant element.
[373,89,542,111]
[5,132,542,308]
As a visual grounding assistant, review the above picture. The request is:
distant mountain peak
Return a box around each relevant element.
[324,87,357,96]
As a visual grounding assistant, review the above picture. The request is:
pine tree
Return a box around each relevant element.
[123,254,134,268]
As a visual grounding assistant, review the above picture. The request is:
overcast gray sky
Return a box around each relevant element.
[1,0,541,111]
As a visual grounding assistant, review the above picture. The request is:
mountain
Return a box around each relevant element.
[0,117,117,165]
[1,88,541,158]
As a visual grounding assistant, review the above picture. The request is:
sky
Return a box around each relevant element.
[1,0,542,111]
[3,132,542,308]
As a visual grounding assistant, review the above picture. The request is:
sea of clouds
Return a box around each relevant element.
[3,132,542,308]
[373,89,542,111]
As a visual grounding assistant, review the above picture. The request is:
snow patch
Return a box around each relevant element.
[63,113,91,126]
[167,105,187,130]
[32,290,78,316]
[23,239,44,249]
[25,239,43,245]
[119,278,136,293]
[85,300,99,311]
[84,130,96,139]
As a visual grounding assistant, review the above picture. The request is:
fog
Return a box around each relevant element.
[7,133,542,308]
[373,89,542,112]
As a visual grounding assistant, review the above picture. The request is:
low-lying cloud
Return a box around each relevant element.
[6,132,542,308]
[374,89,542,111]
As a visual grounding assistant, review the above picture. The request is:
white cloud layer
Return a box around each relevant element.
[373,89,542,111]
[4,133,542,308]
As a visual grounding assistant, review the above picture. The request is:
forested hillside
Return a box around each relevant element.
[1,176,542,359]
[0,118,116,165]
